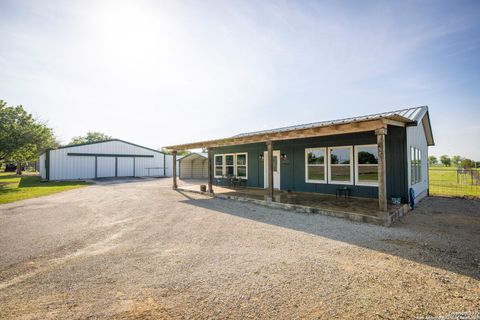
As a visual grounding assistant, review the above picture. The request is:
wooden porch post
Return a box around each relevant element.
[207,148,213,193]
[266,141,274,201]
[376,127,388,215]
[172,150,178,189]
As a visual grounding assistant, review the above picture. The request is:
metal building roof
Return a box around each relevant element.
[233,106,427,138]
[177,152,208,162]
[165,106,433,150]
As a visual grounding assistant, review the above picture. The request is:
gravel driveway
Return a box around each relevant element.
[0,178,479,319]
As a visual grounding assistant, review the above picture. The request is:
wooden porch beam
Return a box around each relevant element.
[207,148,213,193]
[382,118,405,127]
[172,150,178,189]
[375,127,388,216]
[165,118,403,151]
[266,141,274,201]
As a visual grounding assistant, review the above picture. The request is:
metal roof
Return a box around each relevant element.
[177,152,208,161]
[233,106,427,138]
[165,106,432,150]
[60,139,165,153]
[42,139,165,156]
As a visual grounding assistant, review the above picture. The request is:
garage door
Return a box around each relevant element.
[97,157,116,178]
[117,157,134,177]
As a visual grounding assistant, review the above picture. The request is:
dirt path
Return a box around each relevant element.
[0,178,478,319]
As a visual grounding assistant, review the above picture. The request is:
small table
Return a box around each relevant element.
[336,187,351,199]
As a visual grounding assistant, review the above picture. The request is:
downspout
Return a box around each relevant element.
[95,156,98,179]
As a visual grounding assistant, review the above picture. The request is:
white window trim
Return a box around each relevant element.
[224,153,235,177]
[214,153,249,179]
[214,154,224,178]
[410,146,422,186]
[305,147,327,183]
[328,146,354,185]
[417,148,422,184]
[354,144,379,187]
[235,152,248,179]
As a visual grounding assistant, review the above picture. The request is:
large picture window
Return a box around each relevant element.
[305,148,326,183]
[411,147,422,185]
[328,146,353,184]
[355,145,378,186]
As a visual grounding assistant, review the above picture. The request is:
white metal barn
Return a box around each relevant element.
[39,139,173,181]
[178,152,208,179]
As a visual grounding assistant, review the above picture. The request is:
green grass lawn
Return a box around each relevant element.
[429,166,480,197]
[0,172,91,204]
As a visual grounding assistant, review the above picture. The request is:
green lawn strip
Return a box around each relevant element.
[429,167,480,197]
[0,173,91,204]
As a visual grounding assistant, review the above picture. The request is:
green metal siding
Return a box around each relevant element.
[212,127,408,202]
[211,144,264,188]
[275,132,379,198]
[385,126,408,202]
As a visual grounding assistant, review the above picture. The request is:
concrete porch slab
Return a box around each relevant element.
[176,179,410,226]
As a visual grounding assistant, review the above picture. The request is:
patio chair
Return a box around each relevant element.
[225,175,236,187]
[214,177,223,186]
[233,177,247,187]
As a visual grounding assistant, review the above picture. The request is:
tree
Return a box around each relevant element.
[428,155,438,166]
[357,151,377,164]
[0,100,57,174]
[451,155,462,167]
[69,131,112,145]
[440,155,451,167]
[460,158,475,169]
[160,148,190,156]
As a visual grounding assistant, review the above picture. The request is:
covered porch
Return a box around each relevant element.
[166,112,415,225]
[176,179,408,226]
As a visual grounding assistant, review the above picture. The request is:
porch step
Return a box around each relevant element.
[175,187,410,226]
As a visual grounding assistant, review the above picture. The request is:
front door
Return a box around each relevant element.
[264,150,280,189]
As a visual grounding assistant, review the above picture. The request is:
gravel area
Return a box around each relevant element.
[0,178,479,319]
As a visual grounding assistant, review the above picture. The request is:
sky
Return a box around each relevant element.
[1,0,479,159]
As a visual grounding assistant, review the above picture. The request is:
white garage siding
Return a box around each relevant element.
[117,157,134,177]
[39,153,47,179]
[97,157,116,178]
[179,153,208,179]
[50,153,96,180]
[40,139,173,181]
[164,154,174,177]
[134,156,162,177]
